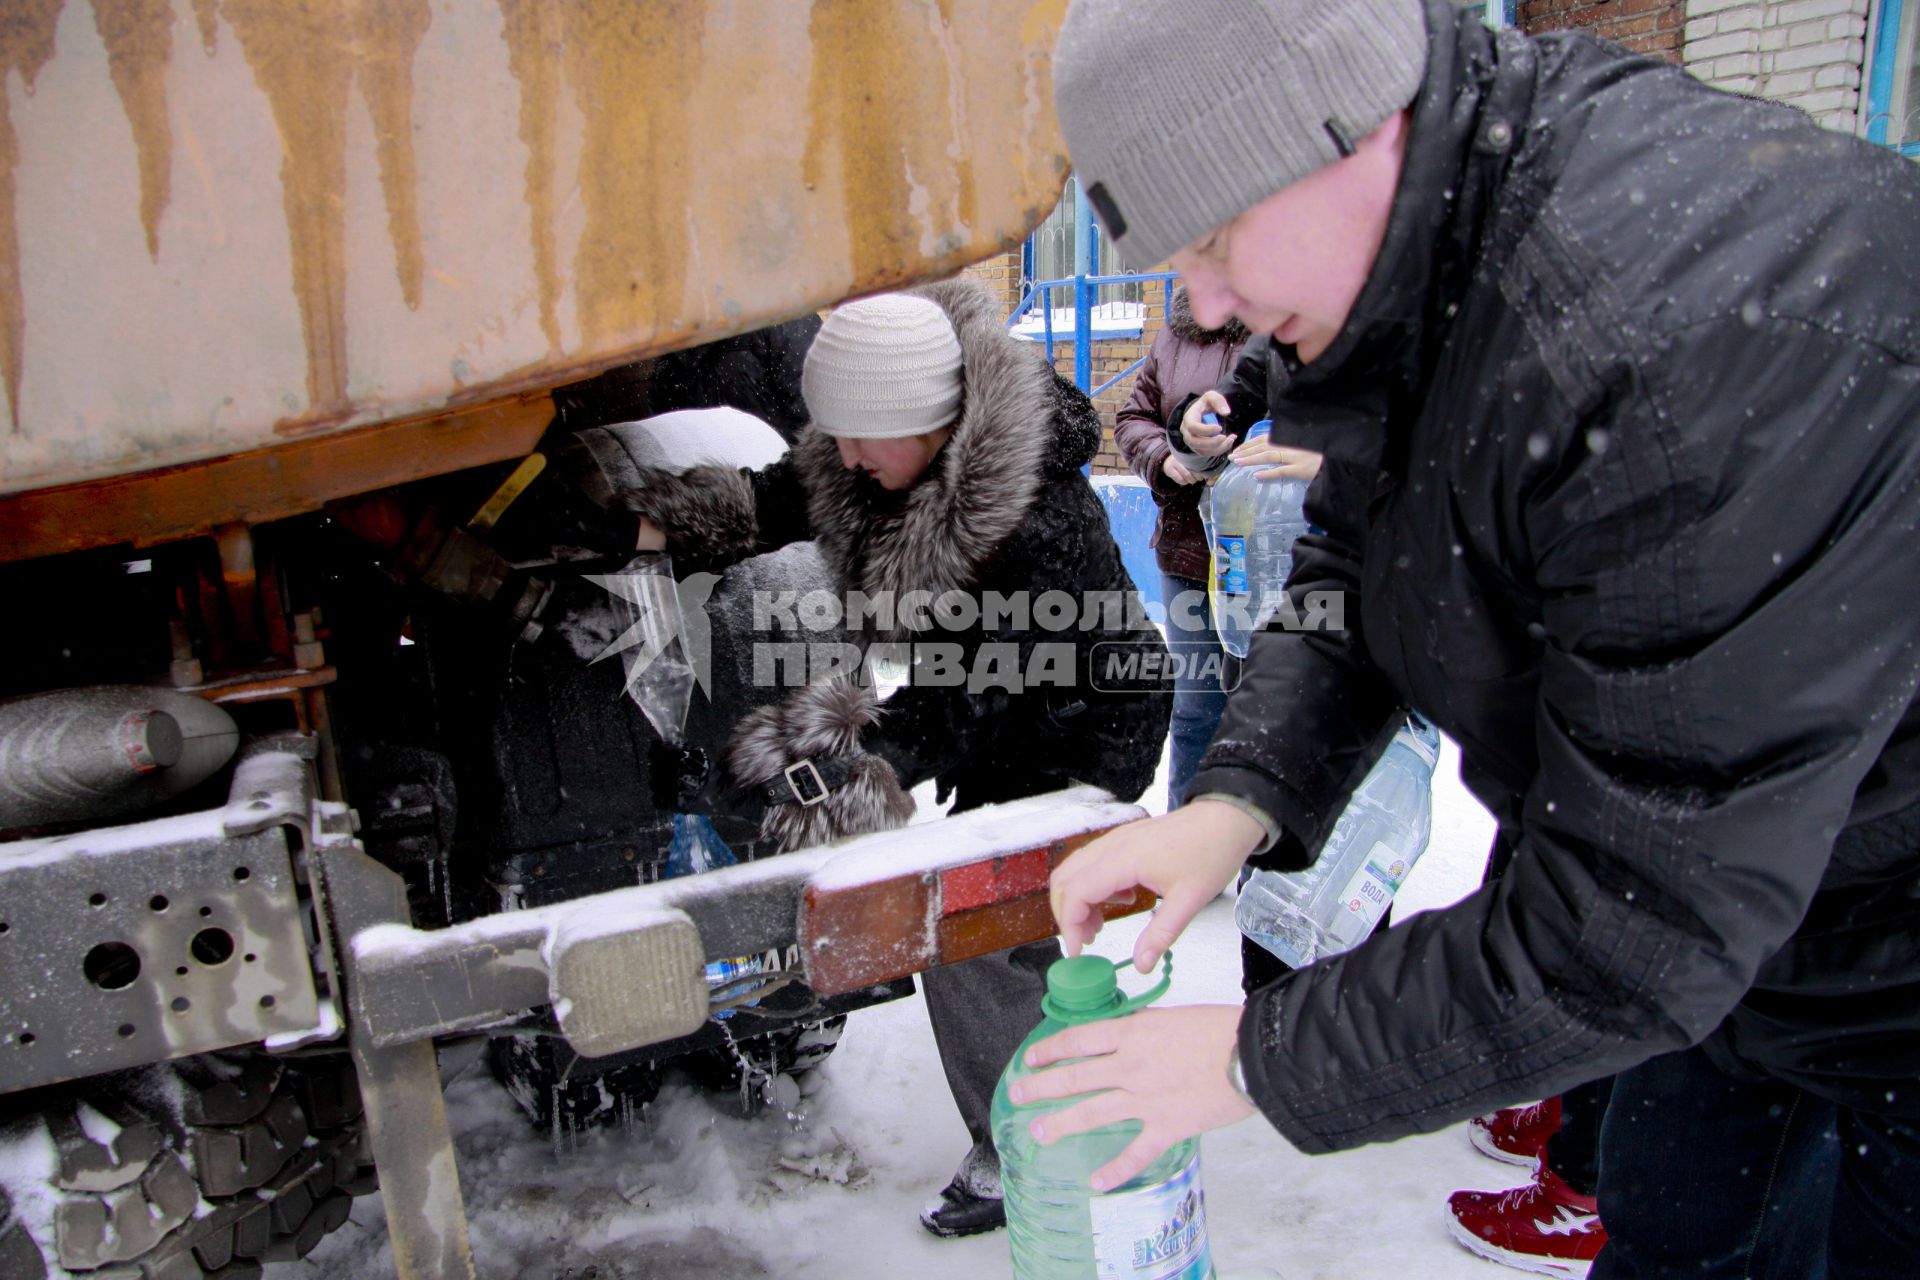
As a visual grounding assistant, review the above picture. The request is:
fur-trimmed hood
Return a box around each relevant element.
[791,277,1101,634]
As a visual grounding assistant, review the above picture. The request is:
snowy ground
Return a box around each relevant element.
[278,741,1527,1280]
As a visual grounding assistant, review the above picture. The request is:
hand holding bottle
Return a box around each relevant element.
[1009,1003,1256,1191]
[1050,799,1266,971]
[1178,391,1236,456]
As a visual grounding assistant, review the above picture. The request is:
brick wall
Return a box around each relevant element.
[1518,0,1870,146]
[1682,0,1868,131]
[961,252,1027,320]
[1519,0,1688,60]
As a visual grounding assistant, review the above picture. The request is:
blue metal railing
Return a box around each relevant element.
[1007,270,1180,397]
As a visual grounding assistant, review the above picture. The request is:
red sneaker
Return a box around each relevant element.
[1446,1166,1606,1278]
[1468,1096,1561,1167]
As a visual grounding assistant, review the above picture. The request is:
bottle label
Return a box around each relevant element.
[1088,1149,1211,1280]
[1215,536,1248,596]
[1327,839,1407,950]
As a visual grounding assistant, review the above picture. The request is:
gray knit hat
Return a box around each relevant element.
[802,294,965,439]
[1052,0,1430,269]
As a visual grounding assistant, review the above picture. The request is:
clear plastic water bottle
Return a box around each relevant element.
[1236,715,1441,968]
[1205,419,1311,658]
[992,954,1214,1280]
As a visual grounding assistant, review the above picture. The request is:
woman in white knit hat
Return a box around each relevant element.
[630,277,1171,1238]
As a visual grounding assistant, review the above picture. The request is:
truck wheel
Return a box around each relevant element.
[0,1052,374,1278]
[487,1034,663,1137]
[682,1014,847,1107]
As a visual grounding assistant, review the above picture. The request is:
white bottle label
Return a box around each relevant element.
[1087,1149,1211,1280]
[1327,839,1407,950]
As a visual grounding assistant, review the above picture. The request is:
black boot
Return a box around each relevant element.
[920,1144,1005,1238]
[919,1176,1006,1238]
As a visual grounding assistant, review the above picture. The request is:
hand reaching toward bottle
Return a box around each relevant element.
[1009,1004,1257,1190]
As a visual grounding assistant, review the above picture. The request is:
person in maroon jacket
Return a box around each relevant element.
[1111,286,1248,812]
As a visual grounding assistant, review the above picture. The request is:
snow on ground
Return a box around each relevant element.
[279,740,1527,1280]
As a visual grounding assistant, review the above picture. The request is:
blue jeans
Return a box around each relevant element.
[1593,1043,1920,1278]
[1160,572,1229,811]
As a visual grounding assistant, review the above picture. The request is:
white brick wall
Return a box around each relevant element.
[1683,0,1870,132]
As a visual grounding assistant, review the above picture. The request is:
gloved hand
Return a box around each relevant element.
[548,421,761,567]
[727,679,915,852]
[619,463,758,566]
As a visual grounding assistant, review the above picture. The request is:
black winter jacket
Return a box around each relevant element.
[743,279,1171,812]
[1205,1,1920,1152]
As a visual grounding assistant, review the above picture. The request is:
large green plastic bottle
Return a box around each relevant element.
[991,953,1214,1280]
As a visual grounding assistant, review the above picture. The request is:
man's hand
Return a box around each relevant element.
[1051,800,1265,972]
[1009,1005,1256,1191]
[1230,438,1323,484]
[1178,391,1235,457]
[1161,453,1202,486]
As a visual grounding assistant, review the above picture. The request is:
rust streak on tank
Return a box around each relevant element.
[189,0,216,54]
[91,0,175,262]
[562,1,701,350]
[932,7,977,244]
[0,0,65,435]
[224,0,354,429]
[498,0,563,354]
[804,1,966,295]
[350,0,430,311]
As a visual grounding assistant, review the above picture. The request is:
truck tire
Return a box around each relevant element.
[487,1034,664,1138]
[0,1052,375,1278]
[681,1015,847,1108]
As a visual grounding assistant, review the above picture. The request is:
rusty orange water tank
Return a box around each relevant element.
[0,0,1071,558]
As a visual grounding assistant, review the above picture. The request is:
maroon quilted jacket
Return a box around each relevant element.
[1111,288,1247,581]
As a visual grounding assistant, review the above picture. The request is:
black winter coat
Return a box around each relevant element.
[744,279,1170,812]
[1204,1,1920,1153]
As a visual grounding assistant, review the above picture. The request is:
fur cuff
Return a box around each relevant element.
[728,680,915,852]
[623,464,758,566]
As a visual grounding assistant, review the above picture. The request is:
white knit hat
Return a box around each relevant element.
[802,294,964,439]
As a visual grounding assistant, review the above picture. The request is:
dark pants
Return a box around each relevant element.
[1592,1042,1920,1278]
[919,937,1060,1186]
[1161,572,1229,812]
[1547,1076,1613,1196]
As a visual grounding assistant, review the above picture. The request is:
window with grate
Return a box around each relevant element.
[1023,179,1143,309]
[1868,0,1920,155]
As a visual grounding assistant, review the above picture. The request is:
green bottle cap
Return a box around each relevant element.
[1040,952,1174,1025]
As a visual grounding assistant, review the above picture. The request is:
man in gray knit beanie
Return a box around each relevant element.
[1028,0,1920,1275]
[1053,0,1426,372]
[1052,0,1426,275]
